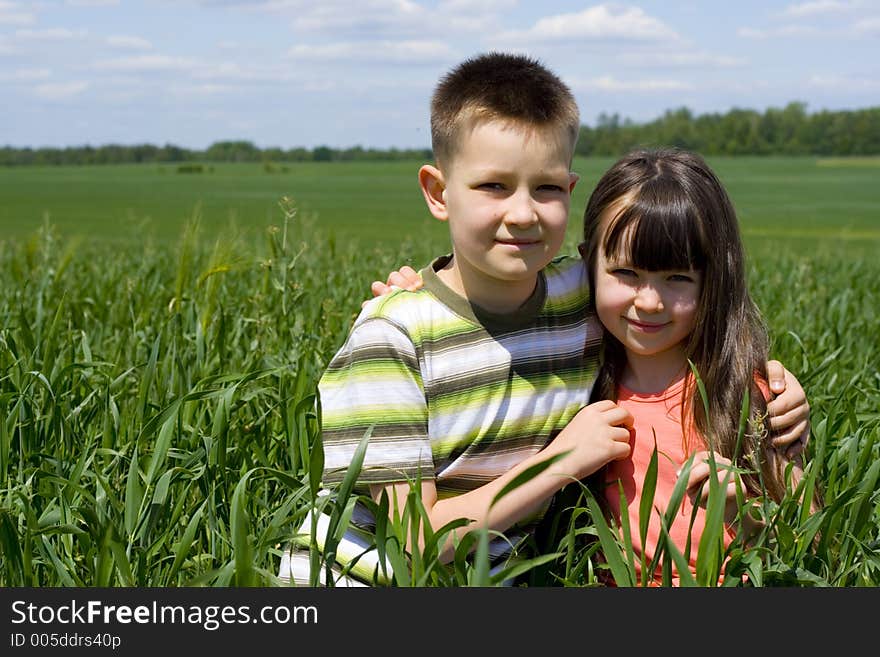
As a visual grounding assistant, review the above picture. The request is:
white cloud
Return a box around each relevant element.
[571,75,693,93]
[15,27,89,40]
[66,0,120,6]
[220,0,491,35]
[288,40,454,63]
[853,16,880,33]
[439,0,515,10]
[227,1,308,10]
[0,35,16,54]
[780,1,861,18]
[495,5,680,43]
[1,67,51,81]
[301,78,337,92]
[808,74,880,90]
[738,24,821,38]
[191,61,296,83]
[170,83,238,97]
[619,51,747,69]
[106,35,153,50]
[289,0,426,34]
[0,1,35,26]
[34,80,89,100]
[93,55,198,72]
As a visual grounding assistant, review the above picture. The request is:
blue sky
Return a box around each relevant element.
[2,0,878,149]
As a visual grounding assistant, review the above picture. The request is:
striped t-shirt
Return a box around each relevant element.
[320,254,601,511]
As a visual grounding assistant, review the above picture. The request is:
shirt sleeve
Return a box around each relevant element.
[754,373,771,403]
[318,316,433,486]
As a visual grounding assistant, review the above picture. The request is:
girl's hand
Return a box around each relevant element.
[370,266,423,297]
[363,266,423,308]
[547,400,633,481]
[684,451,739,525]
[765,360,810,459]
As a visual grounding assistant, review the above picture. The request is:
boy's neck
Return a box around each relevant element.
[436,257,539,314]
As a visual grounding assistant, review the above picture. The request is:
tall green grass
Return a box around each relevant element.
[0,213,425,586]
[0,214,877,586]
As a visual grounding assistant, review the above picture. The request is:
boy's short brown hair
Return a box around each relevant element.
[430,51,580,167]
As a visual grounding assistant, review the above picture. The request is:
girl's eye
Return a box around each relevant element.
[668,273,695,283]
[612,268,637,278]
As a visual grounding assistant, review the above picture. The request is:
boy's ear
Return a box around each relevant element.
[419,164,448,221]
[568,172,579,193]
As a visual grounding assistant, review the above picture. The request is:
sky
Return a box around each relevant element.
[2,0,878,150]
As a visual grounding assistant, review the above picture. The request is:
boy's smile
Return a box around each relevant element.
[419,119,577,313]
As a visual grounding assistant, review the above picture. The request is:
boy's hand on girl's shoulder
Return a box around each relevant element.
[764,360,810,459]
[364,266,424,307]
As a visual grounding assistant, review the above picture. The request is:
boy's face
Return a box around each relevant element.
[432,120,576,306]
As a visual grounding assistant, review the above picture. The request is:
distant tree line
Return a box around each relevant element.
[0,140,433,166]
[2,103,878,166]
[576,103,880,157]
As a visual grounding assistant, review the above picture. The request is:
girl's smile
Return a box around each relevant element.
[625,318,671,333]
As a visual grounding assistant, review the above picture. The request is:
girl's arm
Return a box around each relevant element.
[685,444,814,542]
[684,451,766,538]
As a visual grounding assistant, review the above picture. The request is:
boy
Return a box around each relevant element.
[280,52,808,585]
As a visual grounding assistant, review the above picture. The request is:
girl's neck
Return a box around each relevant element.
[621,345,689,394]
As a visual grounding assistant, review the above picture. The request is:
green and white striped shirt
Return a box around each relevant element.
[320,254,601,506]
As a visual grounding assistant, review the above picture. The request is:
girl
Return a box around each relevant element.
[579,147,812,584]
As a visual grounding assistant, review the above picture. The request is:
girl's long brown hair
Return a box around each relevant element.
[582,147,787,501]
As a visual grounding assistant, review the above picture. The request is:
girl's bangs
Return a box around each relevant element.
[602,189,707,272]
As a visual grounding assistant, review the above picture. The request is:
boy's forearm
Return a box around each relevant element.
[388,401,631,562]
[376,446,579,564]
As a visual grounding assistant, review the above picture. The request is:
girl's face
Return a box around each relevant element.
[593,205,702,365]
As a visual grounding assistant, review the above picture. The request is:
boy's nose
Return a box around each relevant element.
[503,191,538,227]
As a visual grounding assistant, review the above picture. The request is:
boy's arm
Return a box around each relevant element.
[366,272,812,459]
[328,306,627,564]
[371,400,633,563]
[319,318,434,491]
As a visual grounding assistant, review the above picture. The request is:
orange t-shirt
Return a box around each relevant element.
[602,375,741,586]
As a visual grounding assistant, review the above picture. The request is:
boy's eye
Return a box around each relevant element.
[537,184,564,193]
[477,182,505,191]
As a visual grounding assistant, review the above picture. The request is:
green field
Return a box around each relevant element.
[3,157,879,255]
[0,158,878,587]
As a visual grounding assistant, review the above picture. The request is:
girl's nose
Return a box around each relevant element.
[634,284,664,312]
